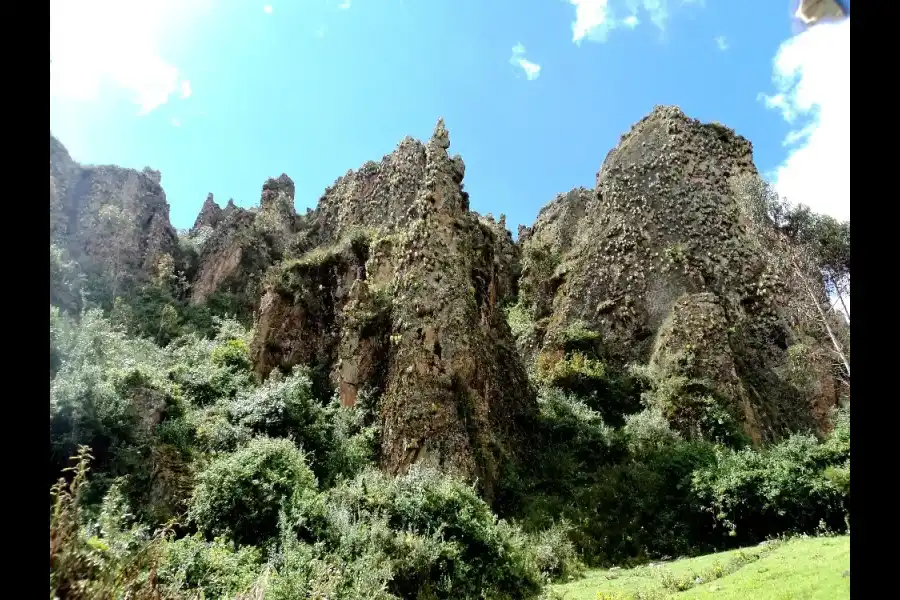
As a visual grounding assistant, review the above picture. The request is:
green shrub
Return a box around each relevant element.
[524,388,616,496]
[648,375,750,447]
[558,320,603,353]
[168,325,255,407]
[157,534,262,599]
[563,434,716,566]
[323,395,381,484]
[49,309,200,518]
[505,397,717,567]
[119,285,184,346]
[519,521,584,583]
[50,244,85,314]
[190,405,252,453]
[505,301,536,339]
[229,367,331,456]
[49,308,172,482]
[315,466,545,599]
[691,408,850,545]
[228,368,379,485]
[189,437,318,547]
[50,449,172,600]
[211,338,252,370]
[535,354,647,426]
[537,351,607,391]
[266,534,397,600]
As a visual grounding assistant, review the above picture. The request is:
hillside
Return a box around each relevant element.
[49,107,851,599]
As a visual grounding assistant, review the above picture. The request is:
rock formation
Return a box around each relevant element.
[189,174,300,313]
[516,106,841,443]
[49,134,178,303]
[192,193,224,231]
[49,104,847,497]
[250,120,533,500]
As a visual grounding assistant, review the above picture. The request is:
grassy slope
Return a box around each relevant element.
[551,536,849,600]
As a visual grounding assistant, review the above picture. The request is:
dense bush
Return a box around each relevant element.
[691,408,850,546]
[501,388,617,510]
[188,436,319,547]
[49,309,175,487]
[534,345,648,426]
[49,309,258,515]
[48,278,851,599]
[646,375,750,448]
[157,534,263,599]
[565,415,717,565]
[311,466,547,599]
[50,244,85,314]
[502,391,719,566]
[50,449,172,600]
[226,366,379,485]
[229,368,332,462]
[266,533,396,600]
[168,325,255,408]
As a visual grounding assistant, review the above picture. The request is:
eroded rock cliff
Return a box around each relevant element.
[250,120,533,500]
[515,106,841,443]
[50,134,178,304]
[188,174,301,316]
[49,104,846,498]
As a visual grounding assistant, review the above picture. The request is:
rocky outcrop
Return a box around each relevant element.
[516,106,838,442]
[250,120,535,500]
[49,104,846,493]
[192,193,224,231]
[649,292,764,445]
[189,175,300,312]
[49,134,179,301]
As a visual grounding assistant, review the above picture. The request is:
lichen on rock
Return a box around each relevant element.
[249,119,534,501]
[513,105,842,442]
[189,174,302,316]
[49,135,179,304]
[49,103,847,504]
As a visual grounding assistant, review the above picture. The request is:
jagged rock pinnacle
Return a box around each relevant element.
[431,118,450,150]
[262,173,296,200]
[192,192,223,231]
[142,167,162,184]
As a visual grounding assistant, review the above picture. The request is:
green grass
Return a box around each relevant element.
[550,536,849,600]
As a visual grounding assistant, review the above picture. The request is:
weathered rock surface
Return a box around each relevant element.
[250,120,534,500]
[189,174,300,312]
[516,106,840,441]
[192,193,224,231]
[49,103,846,493]
[49,134,179,300]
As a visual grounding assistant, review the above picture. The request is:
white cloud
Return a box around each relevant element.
[510,43,542,81]
[570,0,699,44]
[180,79,192,99]
[761,18,849,221]
[50,0,210,115]
[339,0,351,9]
[714,35,728,51]
[569,0,614,43]
[264,4,273,14]
[171,117,182,127]
[316,25,328,38]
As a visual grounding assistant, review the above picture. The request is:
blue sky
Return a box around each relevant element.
[50,1,850,233]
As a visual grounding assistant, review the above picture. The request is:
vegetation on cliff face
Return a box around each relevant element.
[49,107,849,599]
